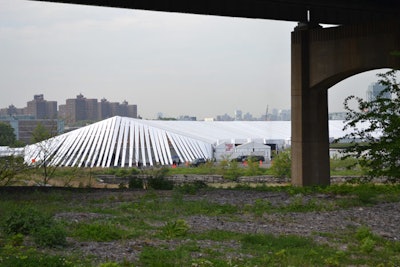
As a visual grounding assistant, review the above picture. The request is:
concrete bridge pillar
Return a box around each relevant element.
[291,20,400,186]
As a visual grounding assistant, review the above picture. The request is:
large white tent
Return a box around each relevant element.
[23,116,366,168]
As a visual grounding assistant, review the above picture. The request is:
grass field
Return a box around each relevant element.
[0,182,400,266]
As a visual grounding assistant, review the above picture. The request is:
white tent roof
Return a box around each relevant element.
[23,116,370,168]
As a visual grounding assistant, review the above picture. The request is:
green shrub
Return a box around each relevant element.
[0,244,74,266]
[1,206,67,248]
[99,262,122,267]
[105,167,139,177]
[244,158,263,176]
[147,177,174,190]
[355,225,373,241]
[129,176,144,189]
[1,207,50,236]
[161,219,190,239]
[359,237,376,253]
[270,150,291,178]
[222,160,241,180]
[175,181,208,194]
[32,223,67,248]
[0,253,73,267]
[72,222,126,242]
[8,233,24,247]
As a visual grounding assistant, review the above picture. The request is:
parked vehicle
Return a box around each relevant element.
[172,155,181,165]
[231,155,247,162]
[232,155,265,162]
[190,158,206,167]
[246,155,265,162]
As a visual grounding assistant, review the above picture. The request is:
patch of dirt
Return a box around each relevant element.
[44,188,400,264]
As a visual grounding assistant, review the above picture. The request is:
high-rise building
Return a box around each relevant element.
[26,94,57,119]
[98,99,137,120]
[234,110,242,121]
[60,95,138,124]
[0,105,25,116]
[366,82,391,102]
[63,94,87,124]
[85,98,99,121]
[98,98,112,120]
[59,94,97,124]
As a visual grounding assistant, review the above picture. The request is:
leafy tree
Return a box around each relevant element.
[340,69,400,181]
[0,122,16,146]
[30,122,58,185]
[0,156,28,186]
[270,149,291,178]
[31,122,52,143]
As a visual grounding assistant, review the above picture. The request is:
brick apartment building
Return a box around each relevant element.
[59,94,137,125]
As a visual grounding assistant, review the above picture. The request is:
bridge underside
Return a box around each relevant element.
[31,0,400,25]
[31,0,400,185]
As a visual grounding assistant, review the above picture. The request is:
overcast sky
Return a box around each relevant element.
[0,0,386,120]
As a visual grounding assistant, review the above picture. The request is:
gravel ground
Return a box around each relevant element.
[51,189,400,264]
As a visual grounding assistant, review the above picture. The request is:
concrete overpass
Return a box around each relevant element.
[31,0,400,186]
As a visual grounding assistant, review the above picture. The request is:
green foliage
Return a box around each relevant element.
[127,167,175,190]
[139,245,190,266]
[71,222,127,242]
[8,233,24,247]
[1,207,50,236]
[128,176,144,189]
[174,181,208,195]
[355,225,374,241]
[30,122,52,143]
[147,176,174,190]
[161,219,190,239]
[0,247,74,267]
[0,156,28,186]
[105,167,139,177]
[1,185,400,266]
[32,223,67,248]
[1,206,67,248]
[340,69,400,181]
[221,160,241,180]
[270,149,291,178]
[0,122,16,146]
[243,158,263,176]
[99,262,123,267]
[241,233,337,266]
[330,156,365,176]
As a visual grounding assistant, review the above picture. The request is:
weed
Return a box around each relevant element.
[71,222,128,242]
[128,176,144,189]
[359,236,376,253]
[1,206,50,236]
[32,223,67,248]
[99,262,123,267]
[161,219,190,239]
[355,225,374,240]
[250,198,272,217]
[174,181,208,195]
[139,245,191,266]
[147,176,174,190]
[0,246,75,267]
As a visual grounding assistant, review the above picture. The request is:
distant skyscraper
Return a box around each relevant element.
[366,82,391,102]
[60,94,88,124]
[26,94,57,119]
[98,98,112,119]
[234,110,242,121]
[0,104,25,116]
[98,99,137,120]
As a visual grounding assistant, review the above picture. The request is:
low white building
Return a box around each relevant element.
[214,141,271,161]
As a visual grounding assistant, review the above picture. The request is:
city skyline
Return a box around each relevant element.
[0,0,388,120]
